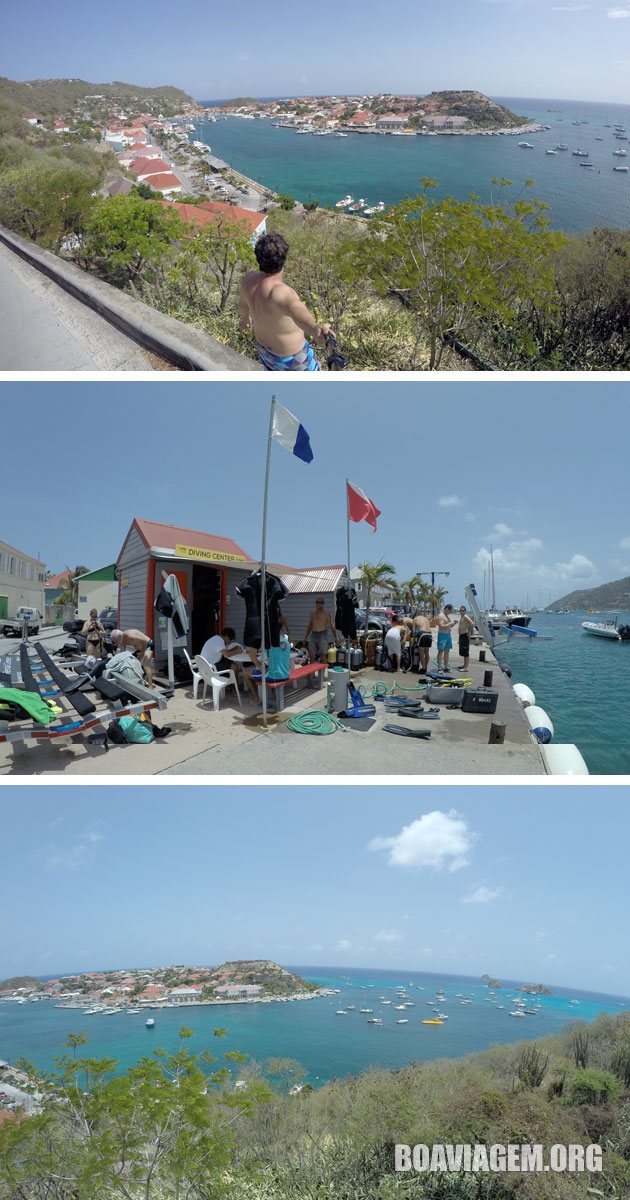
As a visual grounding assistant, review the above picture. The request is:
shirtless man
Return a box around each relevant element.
[305,598,336,661]
[412,612,433,674]
[457,606,475,671]
[239,233,332,371]
[110,628,154,686]
[432,605,458,674]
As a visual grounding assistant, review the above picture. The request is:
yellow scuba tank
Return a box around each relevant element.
[327,645,338,665]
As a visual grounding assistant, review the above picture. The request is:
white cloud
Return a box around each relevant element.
[555,554,596,581]
[619,537,630,550]
[368,809,475,873]
[462,886,502,904]
[465,512,476,523]
[336,939,352,951]
[608,6,630,15]
[32,821,106,872]
[493,523,513,537]
[552,3,590,8]
[372,929,404,943]
[438,494,463,508]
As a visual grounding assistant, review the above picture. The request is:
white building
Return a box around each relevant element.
[0,540,46,622]
[75,565,118,620]
[215,984,263,999]
[350,566,395,608]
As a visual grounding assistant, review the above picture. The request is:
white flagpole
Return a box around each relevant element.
[346,478,351,583]
[260,395,276,730]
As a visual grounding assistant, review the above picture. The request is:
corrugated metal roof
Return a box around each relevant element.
[134,518,252,561]
[278,565,346,594]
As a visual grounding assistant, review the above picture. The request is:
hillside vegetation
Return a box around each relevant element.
[1,1012,629,1198]
[0,77,195,120]
[550,576,630,611]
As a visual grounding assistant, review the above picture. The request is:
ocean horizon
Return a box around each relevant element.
[3,966,628,1086]
[192,95,630,233]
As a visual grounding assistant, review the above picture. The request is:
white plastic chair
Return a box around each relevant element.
[183,649,202,700]
[194,655,242,712]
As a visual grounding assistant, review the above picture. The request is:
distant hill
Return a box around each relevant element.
[421,90,528,128]
[214,960,317,994]
[0,975,41,992]
[0,77,195,119]
[549,576,630,612]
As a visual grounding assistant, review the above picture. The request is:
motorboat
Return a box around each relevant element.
[359,1007,373,1013]
[519,142,534,148]
[335,194,353,208]
[579,162,594,168]
[146,1018,155,1027]
[422,1018,443,1025]
[614,166,629,172]
[396,1018,409,1024]
[348,199,366,211]
[613,148,627,156]
[556,143,569,151]
[335,1010,347,1015]
[546,149,557,155]
[334,132,348,137]
[367,1017,383,1024]
[509,1010,526,1017]
[489,606,531,629]
[126,1008,141,1014]
[582,620,621,640]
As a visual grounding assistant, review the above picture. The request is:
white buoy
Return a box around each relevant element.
[513,682,536,708]
[526,705,554,744]
[541,745,589,775]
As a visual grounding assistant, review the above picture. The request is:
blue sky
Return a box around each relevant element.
[2,785,628,995]
[4,380,629,609]
[3,0,630,104]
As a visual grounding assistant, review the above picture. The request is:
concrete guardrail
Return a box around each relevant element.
[0,224,261,372]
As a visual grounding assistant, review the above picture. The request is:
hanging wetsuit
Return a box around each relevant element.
[335,583,359,639]
[236,570,288,649]
[155,575,189,639]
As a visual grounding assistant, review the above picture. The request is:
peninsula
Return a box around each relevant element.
[549,575,630,612]
[211,90,538,136]
[0,961,329,1010]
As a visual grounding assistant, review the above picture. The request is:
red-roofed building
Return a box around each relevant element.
[345,112,374,127]
[161,200,266,242]
[23,114,43,126]
[128,157,171,180]
[116,517,347,670]
[142,172,183,195]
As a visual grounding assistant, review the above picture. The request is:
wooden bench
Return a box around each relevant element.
[256,662,327,712]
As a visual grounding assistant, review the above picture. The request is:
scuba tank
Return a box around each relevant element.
[337,645,347,666]
[411,640,420,673]
[327,644,337,665]
[374,643,384,670]
[350,646,363,670]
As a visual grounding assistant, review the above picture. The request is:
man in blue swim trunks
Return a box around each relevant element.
[239,232,332,371]
[434,604,457,674]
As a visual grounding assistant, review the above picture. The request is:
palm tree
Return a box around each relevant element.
[54,565,90,610]
[357,560,396,649]
[426,584,448,616]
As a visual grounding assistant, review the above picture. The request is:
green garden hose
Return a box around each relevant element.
[286,710,341,735]
[367,681,396,698]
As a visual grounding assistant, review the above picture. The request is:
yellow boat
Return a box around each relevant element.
[422,1018,443,1025]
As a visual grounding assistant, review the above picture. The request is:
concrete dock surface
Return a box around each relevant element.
[0,638,545,777]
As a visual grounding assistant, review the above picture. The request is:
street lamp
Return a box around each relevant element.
[418,571,450,617]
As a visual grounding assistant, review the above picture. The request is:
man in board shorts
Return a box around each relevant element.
[111,628,154,686]
[239,233,332,371]
[412,613,433,674]
[458,606,475,671]
[433,605,457,674]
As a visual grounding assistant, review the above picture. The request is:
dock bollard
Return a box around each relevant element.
[479,650,486,662]
[489,720,506,745]
[483,669,494,688]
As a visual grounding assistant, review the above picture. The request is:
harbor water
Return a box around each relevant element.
[497,611,630,775]
[2,968,627,1086]
[195,97,630,233]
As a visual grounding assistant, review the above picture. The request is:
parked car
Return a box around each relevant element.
[98,607,118,631]
[2,608,41,637]
[354,612,391,634]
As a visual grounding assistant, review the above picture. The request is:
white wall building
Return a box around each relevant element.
[0,540,46,621]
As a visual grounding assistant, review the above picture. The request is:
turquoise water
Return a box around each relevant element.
[2,968,627,1086]
[195,97,630,233]
[496,611,630,775]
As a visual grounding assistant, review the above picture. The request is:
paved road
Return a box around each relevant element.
[0,241,164,371]
[0,1079,40,1114]
[0,626,68,658]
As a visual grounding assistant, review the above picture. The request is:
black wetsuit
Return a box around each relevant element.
[236,571,288,649]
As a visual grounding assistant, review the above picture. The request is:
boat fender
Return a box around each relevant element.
[526,705,554,744]
[498,661,512,677]
[513,682,536,707]
[540,744,589,775]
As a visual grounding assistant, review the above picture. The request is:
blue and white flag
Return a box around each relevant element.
[271,401,313,463]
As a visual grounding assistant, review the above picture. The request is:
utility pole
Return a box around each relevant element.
[418,570,450,616]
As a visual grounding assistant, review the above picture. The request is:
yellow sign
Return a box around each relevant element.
[175,543,248,565]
